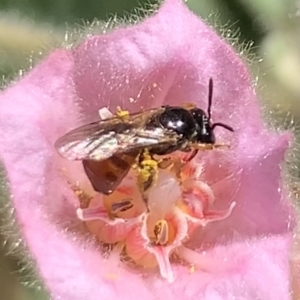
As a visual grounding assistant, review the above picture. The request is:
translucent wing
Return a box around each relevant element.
[82,151,139,195]
[55,108,179,161]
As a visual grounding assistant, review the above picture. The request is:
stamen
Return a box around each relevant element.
[111,199,134,214]
[71,185,93,208]
[102,242,125,281]
[184,180,215,204]
[103,185,146,219]
[177,245,233,273]
[77,205,107,221]
[183,201,236,228]
[182,180,215,218]
[116,185,134,195]
[148,246,174,283]
[181,164,196,178]
[202,201,236,222]
[154,220,169,246]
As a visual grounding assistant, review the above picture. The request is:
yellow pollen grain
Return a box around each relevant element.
[140,159,158,180]
[137,150,158,189]
[116,106,130,119]
[138,166,157,188]
[104,273,118,281]
[71,185,92,208]
[176,201,190,214]
[189,264,196,273]
[141,159,158,168]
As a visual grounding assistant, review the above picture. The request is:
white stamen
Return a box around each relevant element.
[98,107,113,120]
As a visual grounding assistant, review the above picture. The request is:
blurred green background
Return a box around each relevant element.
[0,0,299,299]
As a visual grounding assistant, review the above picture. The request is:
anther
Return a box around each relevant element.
[154,220,169,246]
[111,199,134,214]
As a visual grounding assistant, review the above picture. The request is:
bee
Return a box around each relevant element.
[55,78,233,198]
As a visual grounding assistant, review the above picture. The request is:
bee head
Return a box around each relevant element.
[190,107,216,144]
[191,78,234,144]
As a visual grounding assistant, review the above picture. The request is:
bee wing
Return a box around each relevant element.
[55,108,178,161]
[82,151,139,195]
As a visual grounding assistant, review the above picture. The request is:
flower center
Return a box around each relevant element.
[74,160,236,282]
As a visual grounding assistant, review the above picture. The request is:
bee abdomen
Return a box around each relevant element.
[109,155,130,171]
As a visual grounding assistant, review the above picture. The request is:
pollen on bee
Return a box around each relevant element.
[116,106,130,119]
[135,149,160,192]
[141,159,157,168]
[137,158,158,192]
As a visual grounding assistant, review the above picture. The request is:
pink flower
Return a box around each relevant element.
[0,0,295,299]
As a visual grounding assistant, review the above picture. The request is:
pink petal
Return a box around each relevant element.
[78,194,141,244]
[183,179,215,217]
[126,208,188,283]
[290,236,300,298]
[147,246,174,283]
[154,234,292,300]
[202,201,236,222]
[190,134,294,247]
[0,52,152,300]
[0,0,295,299]
[77,206,108,221]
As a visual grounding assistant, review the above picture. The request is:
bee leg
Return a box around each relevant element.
[157,156,184,181]
[183,149,198,163]
[213,143,231,149]
[190,143,214,151]
[180,103,196,110]
[158,149,197,186]
[156,156,182,184]
[157,157,174,169]
[190,143,230,151]
[170,159,184,183]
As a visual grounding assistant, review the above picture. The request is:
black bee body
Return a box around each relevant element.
[147,106,215,155]
[55,78,233,196]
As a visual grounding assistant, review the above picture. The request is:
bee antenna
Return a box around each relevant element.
[207,78,213,122]
[211,122,234,132]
